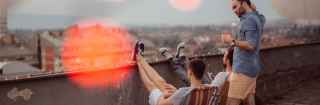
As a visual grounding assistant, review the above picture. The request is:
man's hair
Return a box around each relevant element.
[227,47,234,65]
[238,0,251,6]
[188,59,206,80]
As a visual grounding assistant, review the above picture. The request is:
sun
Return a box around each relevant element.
[169,0,202,12]
[62,21,134,88]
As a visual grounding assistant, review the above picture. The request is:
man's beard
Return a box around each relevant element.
[236,6,246,17]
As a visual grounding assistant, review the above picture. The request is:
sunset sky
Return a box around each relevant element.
[7,0,285,29]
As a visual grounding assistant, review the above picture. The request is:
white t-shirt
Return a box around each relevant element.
[149,89,162,105]
[148,72,229,105]
[210,72,229,88]
[149,87,193,105]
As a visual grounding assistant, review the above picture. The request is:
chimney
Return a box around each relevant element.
[0,0,8,37]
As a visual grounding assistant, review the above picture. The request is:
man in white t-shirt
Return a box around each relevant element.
[211,47,234,89]
[135,42,233,105]
[136,54,207,105]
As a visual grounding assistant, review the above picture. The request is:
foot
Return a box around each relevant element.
[175,42,185,58]
[159,48,173,59]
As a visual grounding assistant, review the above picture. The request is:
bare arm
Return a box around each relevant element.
[234,40,255,51]
[222,16,262,51]
[233,17,262,51]
[221,33,257,51]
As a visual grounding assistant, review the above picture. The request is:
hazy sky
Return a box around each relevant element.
[7,0,284,29]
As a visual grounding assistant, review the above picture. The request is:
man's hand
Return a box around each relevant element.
[221,32,234,44]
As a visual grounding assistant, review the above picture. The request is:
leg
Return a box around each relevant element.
[226,97,241,105]
[172,63,189,85]
[244,93,255,105]
[160,47,189,85]
[138,61,176,105]
[227,72,256,105]
[137,61,157,92]
[244,78,257,105]
[137,55,172,91]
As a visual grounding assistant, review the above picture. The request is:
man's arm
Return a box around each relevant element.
[239,17,260,51]
[234,40,256,51]
[222,34,256,51]
[137,55,176,92]
[222,17,260,51]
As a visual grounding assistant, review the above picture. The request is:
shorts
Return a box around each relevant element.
[228,72,256,100]
[149,89,163,105]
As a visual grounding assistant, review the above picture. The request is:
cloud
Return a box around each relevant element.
[272,0,320,20]
[9,0,126,16]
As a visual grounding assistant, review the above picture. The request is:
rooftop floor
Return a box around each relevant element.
[267,77,320,105]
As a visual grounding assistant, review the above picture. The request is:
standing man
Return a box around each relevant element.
[221,0,265,105]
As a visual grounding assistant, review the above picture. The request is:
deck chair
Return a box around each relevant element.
[182,81,230,105]
[182,85,219,105]
[219,81,230,105]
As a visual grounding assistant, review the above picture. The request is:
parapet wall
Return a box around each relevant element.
[0,43,320,105]
[256,44,320,102]
[0,0,7,37]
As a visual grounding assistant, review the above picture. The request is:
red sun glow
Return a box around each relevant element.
[62,21,134,88]
[169,0,202,12]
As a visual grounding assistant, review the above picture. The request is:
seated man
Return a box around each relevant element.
[209,47,234,105]
[136,54,208,105]
[210,47,234,89]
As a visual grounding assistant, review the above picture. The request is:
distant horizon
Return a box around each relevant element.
[8,13,292,30]
[8,18,294,31]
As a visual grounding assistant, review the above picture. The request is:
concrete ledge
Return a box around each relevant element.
[0,43,320,105]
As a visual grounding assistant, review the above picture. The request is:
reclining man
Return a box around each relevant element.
[136,54,207,105]
[136,46,235,105]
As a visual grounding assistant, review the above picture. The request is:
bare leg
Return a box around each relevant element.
[172,64,189,85]
[244,94,255,105]
[137,55,172,91]
[137,61,157,92]
[226,97,241,105]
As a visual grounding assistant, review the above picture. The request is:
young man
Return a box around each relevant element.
[136,54,207,105]
[221,0,265,105]
[210,47,234,89]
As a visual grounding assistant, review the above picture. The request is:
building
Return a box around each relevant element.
[0,0,8,37]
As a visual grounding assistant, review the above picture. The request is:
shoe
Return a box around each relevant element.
[159,48,173,59]
[132,40,144,61]
[175,42,185,58]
